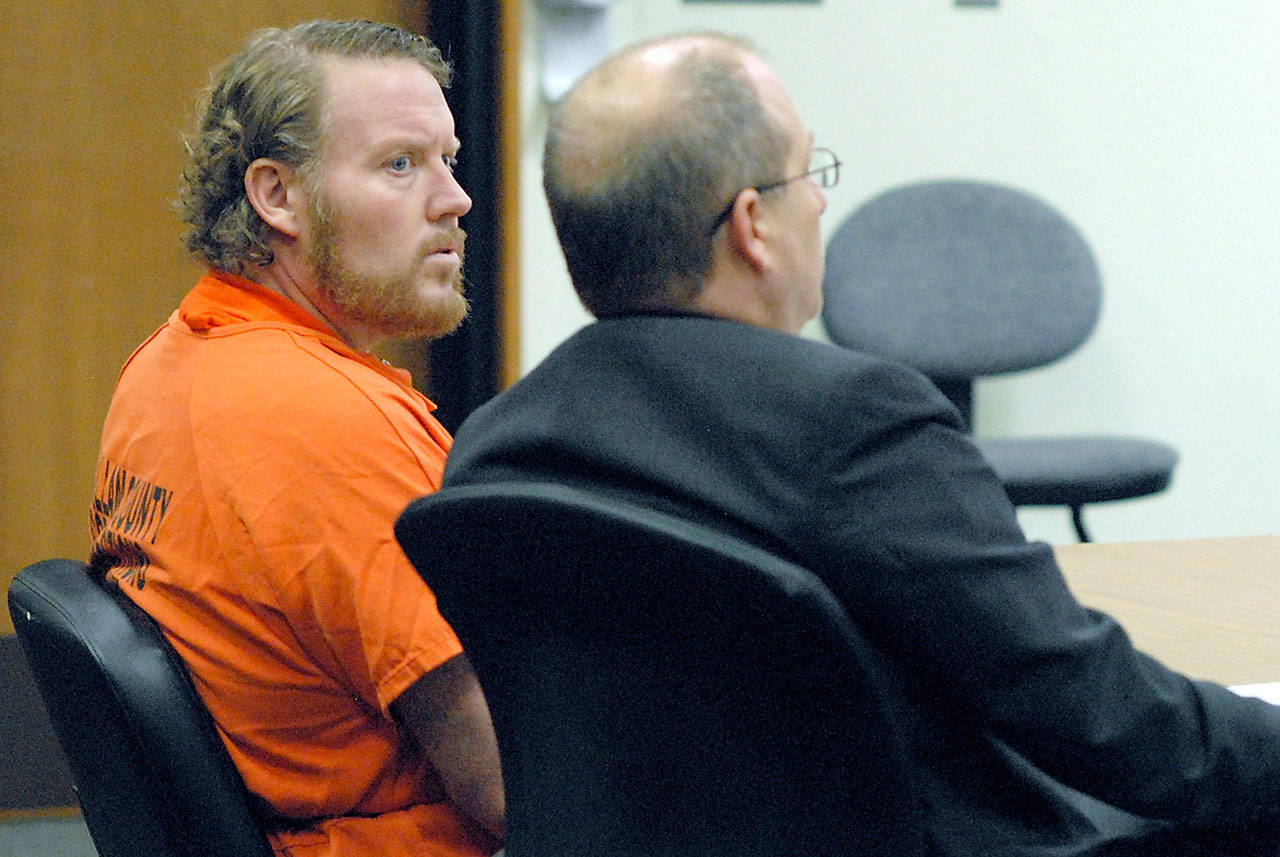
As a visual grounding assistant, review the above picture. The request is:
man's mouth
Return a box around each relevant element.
[427,229,466,258]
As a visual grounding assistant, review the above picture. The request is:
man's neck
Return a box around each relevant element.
[250,259,382,352]
[689,275,805,335]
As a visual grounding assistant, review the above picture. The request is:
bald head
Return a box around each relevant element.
[542,33,793,317]
[552,35,748,189]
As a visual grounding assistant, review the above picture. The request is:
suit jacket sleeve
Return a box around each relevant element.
[803,356,1280,832]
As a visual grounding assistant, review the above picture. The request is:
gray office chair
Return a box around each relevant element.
[822,179,1178,541]
[7,559,274,857]
[395,481,929,857]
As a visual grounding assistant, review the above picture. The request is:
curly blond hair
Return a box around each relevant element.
[178,20,451,272]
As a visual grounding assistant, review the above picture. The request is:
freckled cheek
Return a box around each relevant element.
[335,221,407,272]
[350,204,417,246]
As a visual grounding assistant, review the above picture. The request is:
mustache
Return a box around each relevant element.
[425,227,467,258]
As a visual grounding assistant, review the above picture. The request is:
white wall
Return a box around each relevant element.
[517,0,1279,545]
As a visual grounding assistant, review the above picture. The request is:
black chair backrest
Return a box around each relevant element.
[7,559,274,857]
[396,482,927,857]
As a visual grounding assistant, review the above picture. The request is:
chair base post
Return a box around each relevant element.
[1071,505,1092,543]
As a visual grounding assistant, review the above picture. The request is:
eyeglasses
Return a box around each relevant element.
[709,146,841,234]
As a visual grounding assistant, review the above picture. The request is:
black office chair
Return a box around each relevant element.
[7,559,274,857]
[823,179,1178,541]
[396,482,928,857]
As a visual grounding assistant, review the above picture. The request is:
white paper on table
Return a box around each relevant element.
[1228,682,1280,705]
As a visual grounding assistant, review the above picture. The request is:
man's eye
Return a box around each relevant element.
[443,154,459,172]
[388,155,413,172]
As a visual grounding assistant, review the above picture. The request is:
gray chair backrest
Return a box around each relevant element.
[396,481,928,857]
[7,559,274,857]
[822,179,1102,382]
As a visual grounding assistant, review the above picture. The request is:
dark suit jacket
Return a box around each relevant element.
[443,313,1280,856]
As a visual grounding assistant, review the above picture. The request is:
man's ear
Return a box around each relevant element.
[244,158,307,240]
[723,189,770,273]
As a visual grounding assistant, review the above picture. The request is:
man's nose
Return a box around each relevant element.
[432,170,473,220]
